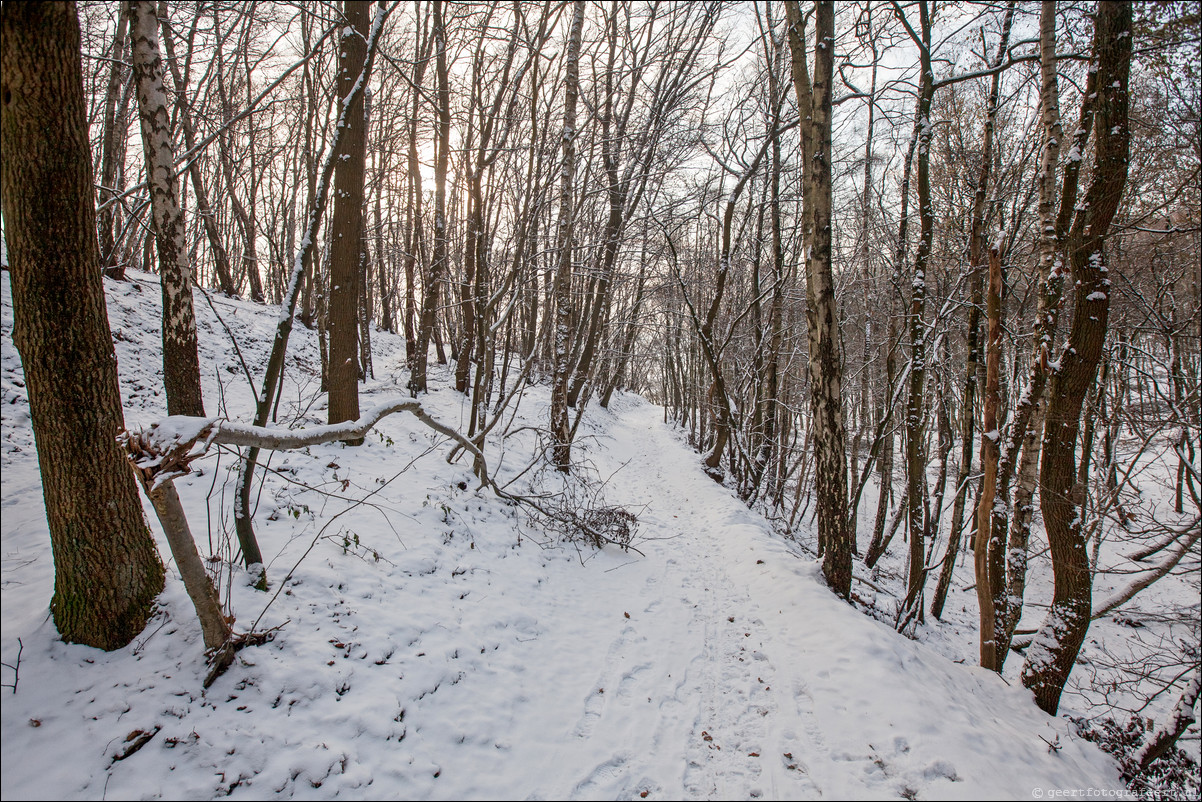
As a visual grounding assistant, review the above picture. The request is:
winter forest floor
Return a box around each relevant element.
[0,269,1180,800]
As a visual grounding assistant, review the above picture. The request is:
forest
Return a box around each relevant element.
[1,1,1199,799]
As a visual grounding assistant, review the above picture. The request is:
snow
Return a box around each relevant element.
[1,270,1127,799]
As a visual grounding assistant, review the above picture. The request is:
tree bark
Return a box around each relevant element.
[1,0,165,650]
[1021,0,1132,716]
[158,2,237,297]
[327,0,369,430]
[805,1,852,599]
[976,237,1004,670]
[97,8,129,278]
[550,0,586,473]
[899,0,933,619]
[128,0,205,417]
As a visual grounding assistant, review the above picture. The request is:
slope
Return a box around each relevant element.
[0,270,1122,799]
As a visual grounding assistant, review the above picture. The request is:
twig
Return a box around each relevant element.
[1,637,23,694]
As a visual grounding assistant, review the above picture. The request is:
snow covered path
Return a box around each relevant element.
[510,397,1122,800]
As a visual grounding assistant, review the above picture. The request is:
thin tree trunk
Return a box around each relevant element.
[550,0,586,472]
[900,0,933,619]
[128,0,205,417]
[410,0,449,395]
[158,2,237,297]
[932,2,1013,621]
[97,9,130,277]
[976,238,1004,670]
[232,2,388,584]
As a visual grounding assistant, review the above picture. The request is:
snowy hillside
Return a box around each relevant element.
[1,271,1123,799]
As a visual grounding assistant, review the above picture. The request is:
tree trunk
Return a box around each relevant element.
[410,0,449,395]
[402,11,430,370]
[900,0,933,619]
[976,238,1004,670]
[327,0,369,430]
[1022,0,1132,716]
[932,2,1013,622]
[158,2,237,297]
[994,0,1101,664]
[128,0,205,417]
[794,1,852,599]
[231,2,388,584]
[1132,665,1200,776]
[97,8,129,278]
[142,479,231,652]
[1,0,165,650]
[550,0,586,473]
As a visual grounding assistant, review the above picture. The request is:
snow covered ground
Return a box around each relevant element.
[1,270,1126,799]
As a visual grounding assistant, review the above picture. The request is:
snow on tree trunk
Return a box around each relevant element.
[1021,0,1132,716]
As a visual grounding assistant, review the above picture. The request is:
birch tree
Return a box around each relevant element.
[550,0,586,473]
[128,0,205,417]
[786,0,852,599]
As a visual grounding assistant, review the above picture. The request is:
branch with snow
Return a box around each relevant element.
[125,397,489,490]
[1092,523,1200,621]
[1131,663,1200,777]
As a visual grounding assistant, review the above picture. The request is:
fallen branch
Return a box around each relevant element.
[1092,525,1200,621]
[124,397,485,687]
[133,398,488,487]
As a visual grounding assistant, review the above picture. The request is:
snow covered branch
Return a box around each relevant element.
[126,397,489,489]
[1092,523,1200,621]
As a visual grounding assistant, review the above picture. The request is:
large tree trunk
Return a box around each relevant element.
[1,0,165,650]
[128,0,205,417]
[327,0,369,430]
[1021,0,1132,716]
